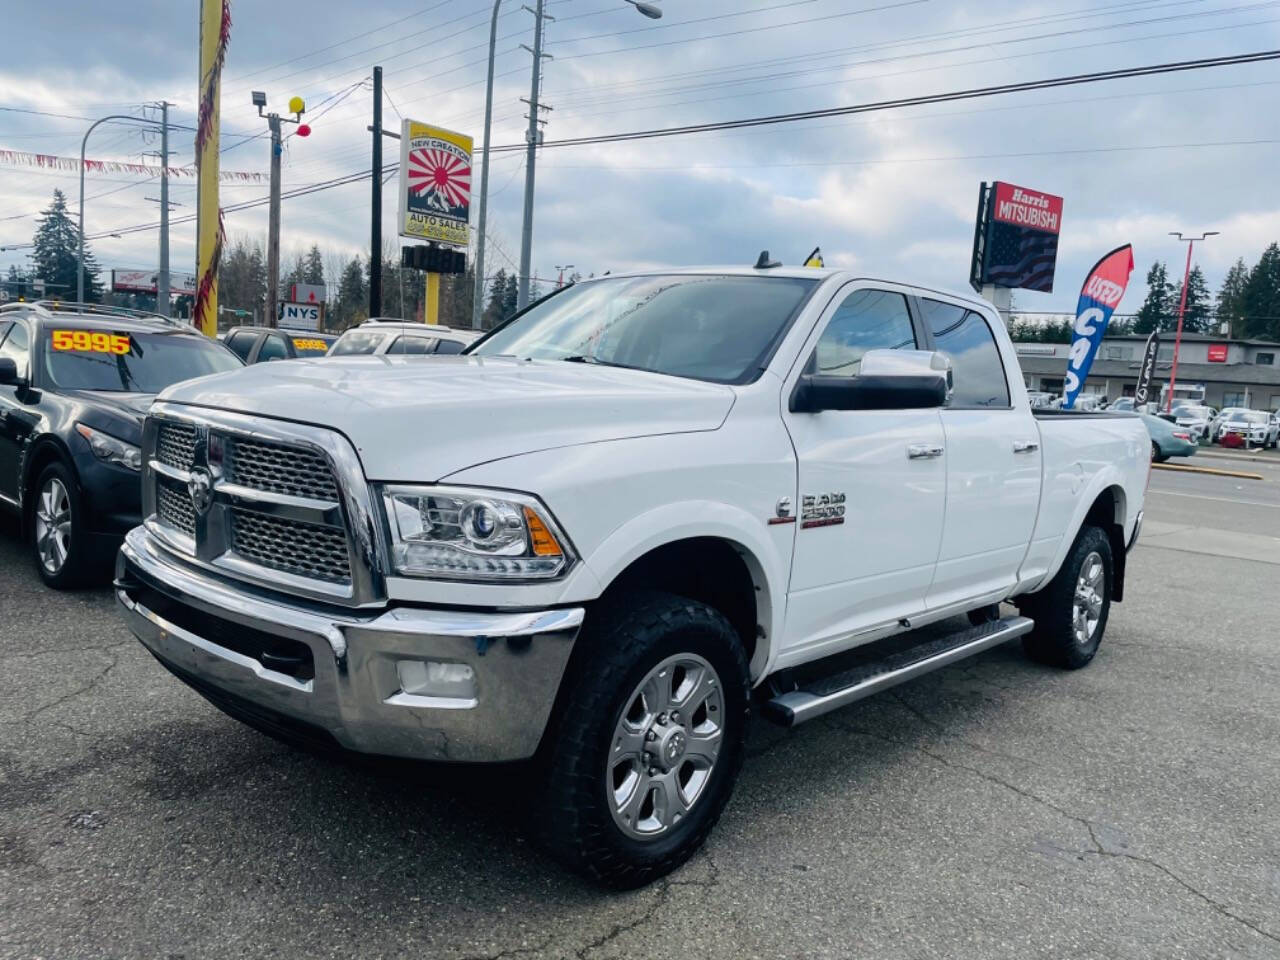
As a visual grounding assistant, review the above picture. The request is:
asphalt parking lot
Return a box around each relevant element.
[3,458,1280,960]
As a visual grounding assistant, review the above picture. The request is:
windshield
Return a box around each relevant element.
[471,274,819,383]
[43,328,241,392]
[1230,411,1268,424]
[1176,405,1211,418]
[288,334,333,357]
[329,330,389,356]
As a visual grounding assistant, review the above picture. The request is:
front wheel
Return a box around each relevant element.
[29,462,90,589]
[1018,525,1112,669]
[531,591,750,888]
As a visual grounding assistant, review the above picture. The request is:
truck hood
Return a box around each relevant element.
[157,355,736,480]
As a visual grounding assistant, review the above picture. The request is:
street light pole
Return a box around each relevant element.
[157,100,171,316]
[79,113,162,302]
[471,0,662,327]
[517,0,550,311]
[471,0,504,330]
[1165,230,1219,413]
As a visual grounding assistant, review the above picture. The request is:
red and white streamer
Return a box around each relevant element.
[0,148,265,182]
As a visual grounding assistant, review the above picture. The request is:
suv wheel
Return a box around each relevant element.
[531,590,750,888]
[29,462,89,589]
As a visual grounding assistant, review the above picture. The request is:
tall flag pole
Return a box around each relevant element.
[1063,244,1135,409]
[195,0,231,336]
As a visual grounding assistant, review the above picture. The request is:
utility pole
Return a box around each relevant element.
[1165,230,1219,413]
[255,91,307,328]
[370,66,383,317]
[157,100,171,317]
[517,0,551,310]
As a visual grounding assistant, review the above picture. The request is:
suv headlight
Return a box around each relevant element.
[381,485,575,581]
[75,423,142,471]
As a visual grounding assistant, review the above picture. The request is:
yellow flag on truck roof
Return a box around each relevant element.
[804,247,824,268]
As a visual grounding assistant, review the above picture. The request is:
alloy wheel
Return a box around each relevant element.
[1073,551,1105,646]
[34,477,72,575]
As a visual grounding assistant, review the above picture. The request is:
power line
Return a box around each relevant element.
[6,48,1278,250]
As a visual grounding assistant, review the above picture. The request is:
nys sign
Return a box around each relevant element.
[279,302,320,331]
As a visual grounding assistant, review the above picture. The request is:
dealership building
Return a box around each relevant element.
[1014,333,1280,411]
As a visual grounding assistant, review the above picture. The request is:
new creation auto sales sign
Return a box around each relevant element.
[398,119,473,248]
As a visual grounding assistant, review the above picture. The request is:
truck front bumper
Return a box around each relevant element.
[115,526,583,763]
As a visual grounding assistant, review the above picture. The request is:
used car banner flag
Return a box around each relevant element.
[1063,244,1135,409]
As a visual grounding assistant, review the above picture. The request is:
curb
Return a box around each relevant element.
[1152,462,1265,480]
[1195,449,1278,465]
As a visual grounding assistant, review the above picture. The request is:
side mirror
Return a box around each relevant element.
[791,349,952,413]
[0,357,20,386]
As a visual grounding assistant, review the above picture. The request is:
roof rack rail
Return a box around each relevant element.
[0,301,53,317]
[31,301,192,327]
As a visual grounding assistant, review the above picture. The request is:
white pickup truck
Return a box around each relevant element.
[116,266,1148,887]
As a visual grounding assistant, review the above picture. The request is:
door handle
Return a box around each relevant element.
[907,443,944,460]
[1012,439,1040,454]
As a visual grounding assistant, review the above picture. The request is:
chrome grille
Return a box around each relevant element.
[156,421,197,471]
[155,478,195,537]
[230,508,351,583]
[224,437,339,502]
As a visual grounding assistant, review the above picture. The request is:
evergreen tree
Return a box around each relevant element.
[334,256,368,328]
[1132,261,1173,335]
[502,273,519,320]
[1240,243,1280,341]
[1172,265,1212,334]
[303,244,325,286]
[529,279,544,304]
[483,269,507,329]
[220,237,268,322]
[1217,257,1251,336]
[30,190,101,302]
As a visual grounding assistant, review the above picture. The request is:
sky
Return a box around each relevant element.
[3,0,1280,315]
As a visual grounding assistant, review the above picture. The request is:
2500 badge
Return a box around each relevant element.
[801,492,845,529]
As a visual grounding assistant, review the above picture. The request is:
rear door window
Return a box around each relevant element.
[398,336,436,355]
[225,330,258,361]
[920,299,1010,408]
[0,319,30,379]
[256,334,289,362]
[434,338,466,355]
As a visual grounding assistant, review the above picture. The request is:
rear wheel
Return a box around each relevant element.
[531,591,750,888]
[29,462,90,589]
[1151,441,1169,464]
[1018,525,1112,670]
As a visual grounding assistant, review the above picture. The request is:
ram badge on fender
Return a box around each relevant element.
[0,302,242,587]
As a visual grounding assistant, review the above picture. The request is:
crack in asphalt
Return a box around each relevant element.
[886,689,1041,768]
[5,643,130,726]
[825,717,1280,948]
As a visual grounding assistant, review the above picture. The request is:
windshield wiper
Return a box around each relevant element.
[560,354,638,371]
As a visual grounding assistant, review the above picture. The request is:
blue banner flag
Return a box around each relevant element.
[1063,245,1135,409]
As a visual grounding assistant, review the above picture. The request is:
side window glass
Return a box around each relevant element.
[225,331,256,361]
[256,334,288,362]
[0,320,30,378]
[811,289,915,378]
[921,299,1010,408]
[384,336,405,355]
[399,336,435,355]
[433,338,465,355]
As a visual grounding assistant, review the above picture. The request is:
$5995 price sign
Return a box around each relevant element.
[50,330,131,354]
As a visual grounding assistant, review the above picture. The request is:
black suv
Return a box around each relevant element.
[0,303,242,587]
[221,326,337,364]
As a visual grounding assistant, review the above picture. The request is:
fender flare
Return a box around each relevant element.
[1037,467,1129,595]
[582,499,788,679]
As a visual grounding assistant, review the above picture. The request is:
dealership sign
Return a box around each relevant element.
[279,302,321,331]
[398,119,473,248]
[1207,343,1228,363]
[969,181,1064,294]
[111,269,198,296]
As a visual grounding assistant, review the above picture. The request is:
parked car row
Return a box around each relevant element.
[1,302,480,585]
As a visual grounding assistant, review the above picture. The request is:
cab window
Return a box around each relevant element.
[0,319,31,380]
[398,336,436,355]
[810,289,916,378]
[434,338,466,355]
[920,299,1010,408]
[224,330,257,361]
[256,333,289,362]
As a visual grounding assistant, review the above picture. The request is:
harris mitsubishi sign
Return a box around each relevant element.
[970,181,1065,294]
[111,270,198,296]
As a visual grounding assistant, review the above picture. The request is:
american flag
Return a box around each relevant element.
[983,222,1059,293]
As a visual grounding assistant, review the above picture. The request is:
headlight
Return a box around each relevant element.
[74,423,142,471]
[381,485,575,581]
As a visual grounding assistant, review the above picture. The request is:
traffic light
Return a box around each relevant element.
[401,244,466,275]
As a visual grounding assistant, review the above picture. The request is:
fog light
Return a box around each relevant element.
[396,660,476,700]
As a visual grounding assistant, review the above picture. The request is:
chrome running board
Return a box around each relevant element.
[765,616,1034,727]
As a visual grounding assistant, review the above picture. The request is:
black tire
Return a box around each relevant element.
[1018,525,1112,669]
[530,590,750,889]
[28,461,91,589]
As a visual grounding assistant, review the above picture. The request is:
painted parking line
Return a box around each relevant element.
[1147,489,1280,510]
